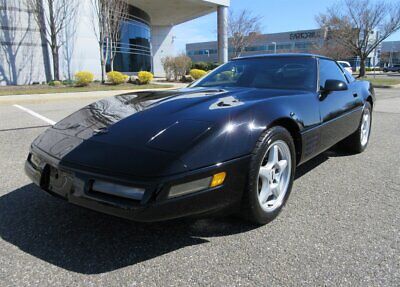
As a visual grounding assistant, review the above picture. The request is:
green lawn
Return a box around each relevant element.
[0,83,173,96]
[361,77,400,87]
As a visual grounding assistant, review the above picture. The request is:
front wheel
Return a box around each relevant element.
[241,127,296,225]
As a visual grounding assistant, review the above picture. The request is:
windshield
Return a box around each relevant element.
[192,57,317,91]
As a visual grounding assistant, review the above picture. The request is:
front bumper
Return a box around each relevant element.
[25,147,250,222]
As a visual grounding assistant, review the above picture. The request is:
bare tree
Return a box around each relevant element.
[108,0,128,71]
[161,54,192,81]
[62,1,79,80]
[90,0,128,81]
[172,53,192,81]
[26,0,78,81]
[90,0,109,83]
[317,0,400,77]
[312,40,356,60]
[161,56,174,81]
[0,0,31,84]
[228,9,262,58]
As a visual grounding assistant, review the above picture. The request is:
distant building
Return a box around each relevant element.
[186,28,382,70]
[187,29,325,61]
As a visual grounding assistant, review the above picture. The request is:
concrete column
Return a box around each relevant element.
[217,5,228,63]
[151,25,174,77]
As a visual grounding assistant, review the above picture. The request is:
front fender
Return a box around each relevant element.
[178,93,319,171]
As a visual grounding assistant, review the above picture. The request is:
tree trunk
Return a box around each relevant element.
[7,48,18,85]
[48,0,60,81]
[37,0,52,82]
[110,41,114,71]
[100,47,106,83]
[52,46,60,81]
[359,58,366,78]
[110,58,114,72]
[10,60,18,85]
[67,60,72,80]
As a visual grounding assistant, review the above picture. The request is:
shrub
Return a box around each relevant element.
[161,56,175,81]
[128,75,139,85]
[107,71,128,85]
[190,69,207,80]
[181,75,194,83]
[206,62,220,71]
[366,67,382,72]
[192,61,208,71]
[48,80,62,86]
[173,54,192,80]
[192,62,220,71]
[75,71,94,86]
[62,79,75,86]
[162,54,192,81]
[138,71,154,84]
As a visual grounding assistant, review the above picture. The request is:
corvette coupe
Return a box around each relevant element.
[25,54,374,225]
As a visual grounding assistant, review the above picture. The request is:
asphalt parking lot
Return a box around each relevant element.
[0,88,399,286]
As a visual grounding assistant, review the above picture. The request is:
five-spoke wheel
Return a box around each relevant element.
[242,126,296,225]
[360,108,371,147]
[257,141,291,212]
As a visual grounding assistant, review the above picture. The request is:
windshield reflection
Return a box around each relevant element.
[193,56,317,92]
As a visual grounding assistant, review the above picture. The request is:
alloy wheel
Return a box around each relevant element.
[360,108,371,146]
[257,140,292,212]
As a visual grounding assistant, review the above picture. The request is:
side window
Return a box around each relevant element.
[319,59,347,88]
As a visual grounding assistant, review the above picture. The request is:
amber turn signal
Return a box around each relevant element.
[210,172,226,188]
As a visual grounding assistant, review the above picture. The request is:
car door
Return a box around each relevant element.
[318,58,363,151]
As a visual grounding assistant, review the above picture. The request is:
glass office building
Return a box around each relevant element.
[111,6,152,73]
[186,29,326,63]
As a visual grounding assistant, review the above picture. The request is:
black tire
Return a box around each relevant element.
[241,126,296,225]
[340,102,372,154]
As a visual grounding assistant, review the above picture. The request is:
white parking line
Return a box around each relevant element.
[13,104,56,125]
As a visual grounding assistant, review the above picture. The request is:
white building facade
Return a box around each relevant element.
[0,0,230,85]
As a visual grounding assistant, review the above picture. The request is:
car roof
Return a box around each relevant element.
[232,53,333,61]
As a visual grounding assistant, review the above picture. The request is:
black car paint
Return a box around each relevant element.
[25,54,374,222]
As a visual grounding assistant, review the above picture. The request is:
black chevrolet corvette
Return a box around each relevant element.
[25,54,374,224]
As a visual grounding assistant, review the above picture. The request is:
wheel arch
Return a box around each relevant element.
[366,96,373,109]
[268,118,302,165]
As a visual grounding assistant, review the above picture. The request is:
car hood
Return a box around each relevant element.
[33,87,307,177]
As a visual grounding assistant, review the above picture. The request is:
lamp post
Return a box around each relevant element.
[272,42,277,54]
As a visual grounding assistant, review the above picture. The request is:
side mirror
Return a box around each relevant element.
[322,79,348,93]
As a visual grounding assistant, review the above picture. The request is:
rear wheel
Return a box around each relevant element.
[241,127,296,225]
[340,102,372,153]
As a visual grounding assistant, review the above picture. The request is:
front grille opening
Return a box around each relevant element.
[86,180,145,207]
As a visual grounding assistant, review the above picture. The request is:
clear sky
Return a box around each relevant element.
[172,0,400,54]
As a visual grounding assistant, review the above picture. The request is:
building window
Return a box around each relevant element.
[187,49,217,56]
[276,43,293,50]
[294,42,318,50]
[111,6,152,73]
